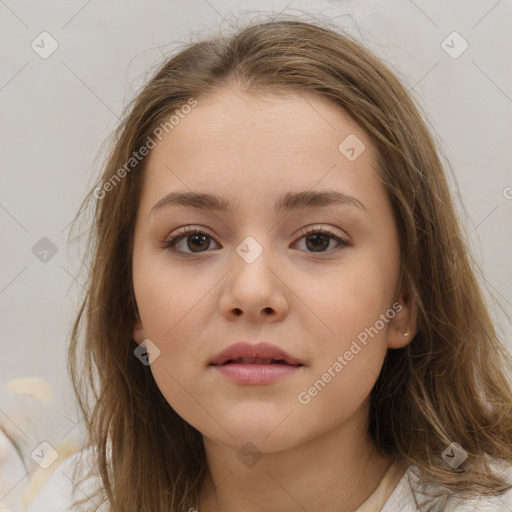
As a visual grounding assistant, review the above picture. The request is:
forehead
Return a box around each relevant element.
[154,87,369,155]
[138,87,382,216]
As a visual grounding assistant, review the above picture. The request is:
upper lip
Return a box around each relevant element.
[209,342,303,366]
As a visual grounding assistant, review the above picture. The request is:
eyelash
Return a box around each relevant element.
[161,225,351,256]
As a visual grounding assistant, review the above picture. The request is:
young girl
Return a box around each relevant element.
[28,15,512,512]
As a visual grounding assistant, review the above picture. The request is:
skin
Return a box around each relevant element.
[132,85,417,512]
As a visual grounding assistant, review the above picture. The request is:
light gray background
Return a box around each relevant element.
[1,0,511,502]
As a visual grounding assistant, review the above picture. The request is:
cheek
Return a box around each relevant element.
[295,277,389,425]
[298,251,393,350]
[139,286,208,422]
[133,259,218,392]
[132,276,200,414]
[295,253,392,402]
[134,256,213,340]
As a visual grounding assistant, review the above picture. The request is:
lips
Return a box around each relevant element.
[223,357,289,364]
[209,342,303,366]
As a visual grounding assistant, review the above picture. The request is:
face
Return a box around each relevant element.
[131,86,415,453]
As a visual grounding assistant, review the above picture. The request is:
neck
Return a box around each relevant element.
[197,399,396,512]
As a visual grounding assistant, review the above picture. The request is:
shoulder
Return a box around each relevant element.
[382,461,512,512]
[446,487,512,511]
[446,460,512,511]
[380,465,419,512]
[26,447,107,512]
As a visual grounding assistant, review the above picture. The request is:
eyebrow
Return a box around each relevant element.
[149,189,367,216]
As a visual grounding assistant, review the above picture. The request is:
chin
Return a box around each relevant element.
[201,419,305,454]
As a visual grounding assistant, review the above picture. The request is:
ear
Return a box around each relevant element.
[386,284,418,349]
[132,317,145,345]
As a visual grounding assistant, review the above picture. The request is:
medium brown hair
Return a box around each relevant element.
[68,14,512,512]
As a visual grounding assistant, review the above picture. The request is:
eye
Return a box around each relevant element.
[293,225,350,254]
[162,227,220,254]
[161,225,350,255]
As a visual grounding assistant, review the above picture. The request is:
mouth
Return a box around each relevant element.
[210,359,304,385]
[213,357,303,366]
[209,342,304,367]
[208,342,305,384]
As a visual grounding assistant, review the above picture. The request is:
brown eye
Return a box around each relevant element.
[305,233,331,252]
[182,233,211,252]
[163,229,220,254]
[162,225,350,256]
[294,226,350,254]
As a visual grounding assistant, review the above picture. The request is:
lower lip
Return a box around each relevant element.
[210,363,303,384]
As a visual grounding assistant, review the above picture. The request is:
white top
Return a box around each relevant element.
[26,449,512,512]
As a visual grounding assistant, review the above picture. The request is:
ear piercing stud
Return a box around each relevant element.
[403,331,410,336]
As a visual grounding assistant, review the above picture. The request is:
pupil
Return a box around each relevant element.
[188,234,209,252]
[306,233,329,252]
[185,233,331,253]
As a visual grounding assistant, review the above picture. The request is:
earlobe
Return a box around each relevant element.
[388,329,414,349]
[387,287,418,349]
[133,318,145,345]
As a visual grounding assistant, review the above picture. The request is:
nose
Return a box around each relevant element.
[219,239,289,322]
